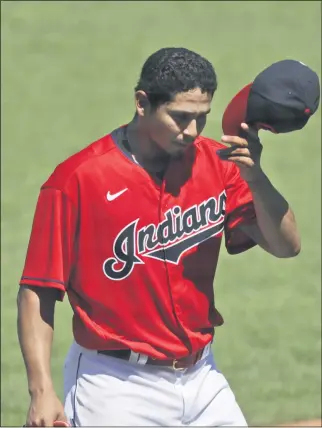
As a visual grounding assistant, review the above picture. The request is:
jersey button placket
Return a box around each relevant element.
[159,190,191,353]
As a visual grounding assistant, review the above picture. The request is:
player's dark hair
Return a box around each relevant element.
[135,47,217,109]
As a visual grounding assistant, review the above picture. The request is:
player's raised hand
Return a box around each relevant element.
[25,389,68,427]
[217,122,264,182]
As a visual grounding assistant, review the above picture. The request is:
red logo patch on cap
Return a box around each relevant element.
[304,108,311,115]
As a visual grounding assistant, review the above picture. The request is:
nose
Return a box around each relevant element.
[183,119,198,140]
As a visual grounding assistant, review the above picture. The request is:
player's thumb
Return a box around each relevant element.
[53,420,70,427]
[54,411,69,426]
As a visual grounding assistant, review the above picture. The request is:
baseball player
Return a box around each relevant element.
[17,48,319,427]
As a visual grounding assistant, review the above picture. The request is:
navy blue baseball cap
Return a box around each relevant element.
[222,59,320,136]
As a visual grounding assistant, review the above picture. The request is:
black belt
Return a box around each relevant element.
[97,348,205,370]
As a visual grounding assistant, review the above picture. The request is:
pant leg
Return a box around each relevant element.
[63,342,184,426]
[181,351,248,426]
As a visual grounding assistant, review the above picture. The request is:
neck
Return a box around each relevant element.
[126,116,171,173]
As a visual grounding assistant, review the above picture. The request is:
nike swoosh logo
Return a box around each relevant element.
[106,188,128,201]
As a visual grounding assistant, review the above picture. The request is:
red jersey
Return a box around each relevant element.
[20,126,256,359]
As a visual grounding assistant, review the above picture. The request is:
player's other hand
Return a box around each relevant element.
[25,388,68,427]
[218,122,264,182]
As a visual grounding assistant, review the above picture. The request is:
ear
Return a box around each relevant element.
[135,91,150,117]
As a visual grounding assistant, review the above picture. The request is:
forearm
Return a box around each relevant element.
[247,170,301,257]
[17,286,57,395]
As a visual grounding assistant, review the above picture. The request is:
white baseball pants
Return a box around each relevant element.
[63,341,247,426]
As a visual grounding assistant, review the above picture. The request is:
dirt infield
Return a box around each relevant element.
[279,419,321,427]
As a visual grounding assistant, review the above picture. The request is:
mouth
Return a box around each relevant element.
[173,140,194,148]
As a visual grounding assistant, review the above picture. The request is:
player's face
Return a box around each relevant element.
[139,88,213,157]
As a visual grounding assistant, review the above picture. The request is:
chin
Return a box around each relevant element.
[170,148,186,159]
[171,141,192,153]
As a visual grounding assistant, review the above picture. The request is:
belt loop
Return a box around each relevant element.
[194,350,201,364]
[137,354,148,365]
[129,351,149,365]
[129,351,140,364]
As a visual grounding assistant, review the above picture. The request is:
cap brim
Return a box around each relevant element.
[222,83,252,136]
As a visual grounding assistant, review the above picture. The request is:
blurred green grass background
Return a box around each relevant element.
[1,1,321,426]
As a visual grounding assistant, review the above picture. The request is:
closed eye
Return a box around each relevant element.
[171,110,211,123]
[172,112,191,122]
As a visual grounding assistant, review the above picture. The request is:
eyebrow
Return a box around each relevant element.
[170,109,211,116]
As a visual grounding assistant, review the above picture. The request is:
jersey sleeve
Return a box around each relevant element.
[19,187,77,300]
[224,163,257,254]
